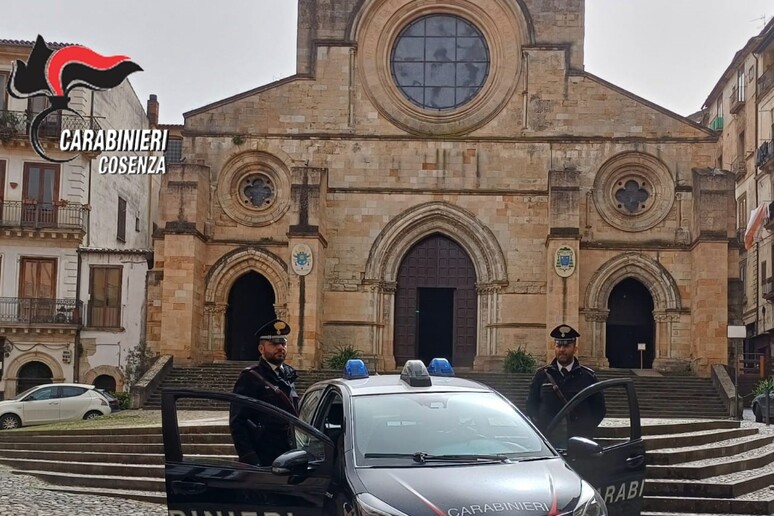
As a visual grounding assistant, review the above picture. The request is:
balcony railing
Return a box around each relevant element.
[86,303,121,329]
[764,279,774,301]
[758,140,774,171]
[731,157,746,176]
[0,201,87,231]
[730,85,745,114]
[759,67,774,99]
[0,109,103,143]
[0,297,82,325]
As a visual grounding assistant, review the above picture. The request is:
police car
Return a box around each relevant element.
[161,359,646,516]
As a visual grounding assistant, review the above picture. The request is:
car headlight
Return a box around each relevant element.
[572,481,608,516]
[355,493,410,516]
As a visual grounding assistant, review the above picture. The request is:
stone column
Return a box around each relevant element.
[582,308,610,368]
[204,303,228,362]
[473,283,502,371]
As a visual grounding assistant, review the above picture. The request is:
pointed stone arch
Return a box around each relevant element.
[364,201,507,370]
[583,252,683,369]
[365,201,507,284]
[202,247,289,360]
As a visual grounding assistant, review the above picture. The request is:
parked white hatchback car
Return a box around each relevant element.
[0,383,111,430]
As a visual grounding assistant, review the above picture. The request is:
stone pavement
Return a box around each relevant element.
[0,464,165,516]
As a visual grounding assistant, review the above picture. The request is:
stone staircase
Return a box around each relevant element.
[143,364,728,419]
[1,419,774,514]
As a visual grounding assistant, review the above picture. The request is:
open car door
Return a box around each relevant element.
[162,389,334,516]
[546,378,646,516]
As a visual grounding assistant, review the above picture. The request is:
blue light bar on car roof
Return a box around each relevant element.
[400,360,432,387]
[344,359,369,380]
[427,358,454,376]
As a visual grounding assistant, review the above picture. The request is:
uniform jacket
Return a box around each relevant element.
[525,358,606,440]
[229,357,300,466]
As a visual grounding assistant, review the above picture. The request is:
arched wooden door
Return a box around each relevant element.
[394,234,477,367]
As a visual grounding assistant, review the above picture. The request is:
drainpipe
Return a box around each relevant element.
[74,248,82,383]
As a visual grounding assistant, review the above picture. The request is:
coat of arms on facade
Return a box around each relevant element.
[291,243,313,276]
[554,246,576,278]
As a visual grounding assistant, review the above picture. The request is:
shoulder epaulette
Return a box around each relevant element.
[580,365,596,375]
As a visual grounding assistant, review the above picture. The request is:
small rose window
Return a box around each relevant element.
[614,179,651,214]
[241,174,275,209]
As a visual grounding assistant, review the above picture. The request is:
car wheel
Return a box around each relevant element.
[83,411,103,421]
[0,414,21,430]
[754,405,763,423]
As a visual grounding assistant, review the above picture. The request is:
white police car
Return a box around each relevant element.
[161,359,645,516]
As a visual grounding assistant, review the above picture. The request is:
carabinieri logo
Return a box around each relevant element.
[7,35,151,166]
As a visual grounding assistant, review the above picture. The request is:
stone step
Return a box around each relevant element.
[14,470,166,492]
[598,420,740,438]
[0,442,233,454]
[0,432,232,445]
[41,485,166,505]
[0,458,165,478]
[648,435,774,465]
[0,449,164,465]
[643,491,774,515]
[644,468,774,498]
[645,428,760,451]
[647,442,774,479]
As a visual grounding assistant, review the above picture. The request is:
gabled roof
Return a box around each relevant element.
[0,38,74,49]
[703,33,764,109]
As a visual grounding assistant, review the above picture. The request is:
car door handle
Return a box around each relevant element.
[171,480,207,495]
[626,455,645,469]
[48,402,59,405]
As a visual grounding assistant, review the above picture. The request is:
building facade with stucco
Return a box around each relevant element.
[147,0,736,376]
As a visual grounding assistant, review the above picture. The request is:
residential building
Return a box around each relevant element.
[148,0,734,376]
[0,39,158,398]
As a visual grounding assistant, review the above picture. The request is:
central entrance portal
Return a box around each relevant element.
[393,234,477,367]
[417,288,455,365]
[226,272,276,361]
[606,278,655,369]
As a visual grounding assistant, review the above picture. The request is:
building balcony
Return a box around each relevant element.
[764,279,774,302]
[729,86,745,114]
[731,157,746,177]
[0,201,87,236]
[757,140,774,172]
[759,67,774,99]
[0,110,102,146]
[709,116,724,131]
[0,297,82,327]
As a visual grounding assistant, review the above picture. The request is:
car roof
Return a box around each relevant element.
[32,383,95,389]
[309,374,493,397]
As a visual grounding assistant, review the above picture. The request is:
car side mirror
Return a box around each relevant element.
[566,436,603,458]
[272,449,309,475]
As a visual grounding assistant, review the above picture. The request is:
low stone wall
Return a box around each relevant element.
[130,354,173,409]
[711,363,741,418]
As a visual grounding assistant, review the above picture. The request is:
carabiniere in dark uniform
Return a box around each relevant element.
[229,319,300,466]
[526,325,606,440]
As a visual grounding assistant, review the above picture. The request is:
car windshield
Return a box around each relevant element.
[12,386,42,401]
[352,391,553,466]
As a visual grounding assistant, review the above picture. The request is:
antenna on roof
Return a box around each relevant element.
[751,14,768,30]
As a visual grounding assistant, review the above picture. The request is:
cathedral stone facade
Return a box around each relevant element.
[146,0,736,376]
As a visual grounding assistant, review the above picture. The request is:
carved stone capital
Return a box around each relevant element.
[653,311,680,322]
[476,282,503,295]
[582,309,610,322]
[204,303,228,315]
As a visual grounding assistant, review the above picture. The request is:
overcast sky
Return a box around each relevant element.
[1,1,771,124]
